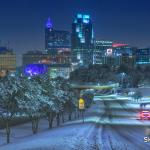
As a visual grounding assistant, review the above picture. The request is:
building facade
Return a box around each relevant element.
[136,48,150,65]
[22,50,49,66]
[112,43,136,57]
[93,40,113,64]
[71,14,94,66]
[48,64,71,79]
[91,43,136,66]
[23,50,70,66]
[45,17,71,57]
[0,47,16,76]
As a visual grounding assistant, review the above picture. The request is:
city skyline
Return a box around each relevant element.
[0,0,150,57]
[1,2,150,149]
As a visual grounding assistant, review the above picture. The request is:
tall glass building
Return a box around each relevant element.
[71,14,94,66]
[136,48,150,64]
[93,40,113,64]
[45,17,71,56]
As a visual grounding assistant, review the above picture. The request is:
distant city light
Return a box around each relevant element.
[76,27,80,32]
[24,64,48,76]
[80,38,85,43]
[83,19,89,24]
[78,33,82,38]
[106,48,113,56]
[83,15,90,19]
[77,14,82,18]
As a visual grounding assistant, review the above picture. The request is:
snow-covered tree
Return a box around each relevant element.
[0,75,21,143]
[52,87,67,126]
[17,77,45,134]
[54,78,78,121]
[35,76,57,129]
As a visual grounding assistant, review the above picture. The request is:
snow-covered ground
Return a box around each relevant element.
[0,112,78,146]
[1,98,150,150]
[0,123,101,150]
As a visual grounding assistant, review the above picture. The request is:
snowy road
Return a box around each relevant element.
[99,98,150,150]
[1,98,150,150]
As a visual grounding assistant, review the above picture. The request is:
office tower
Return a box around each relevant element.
[45,17,71,63]
[93,40,113,64]
[71,14,94,66]
[136,48,150,65]
[112,43,136,66]
[95,43,136,66]
[112,43,134,56]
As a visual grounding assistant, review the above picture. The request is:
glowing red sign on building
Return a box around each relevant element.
[113,43,128,48]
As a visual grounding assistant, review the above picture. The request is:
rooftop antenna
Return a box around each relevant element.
[46,17,53,29]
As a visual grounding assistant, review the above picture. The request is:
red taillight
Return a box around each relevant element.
[139,111,150,119]
[139,112,143,118]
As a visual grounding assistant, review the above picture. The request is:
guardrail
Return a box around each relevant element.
[70,83,119,89]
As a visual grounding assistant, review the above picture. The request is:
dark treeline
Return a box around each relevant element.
[70,64,150,88]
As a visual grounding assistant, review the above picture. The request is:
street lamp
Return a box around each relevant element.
[121,72,126,88]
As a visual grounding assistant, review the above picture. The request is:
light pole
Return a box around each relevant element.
[121,72,125,88]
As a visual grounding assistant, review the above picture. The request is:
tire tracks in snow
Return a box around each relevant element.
[70,124,99,150]
[111,126,150,150]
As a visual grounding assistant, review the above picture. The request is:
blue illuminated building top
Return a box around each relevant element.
[72,13,93,49]
[77,14,90,19]
[74,14,92,44]
[83,15,90,19]
[46,17,53,29]
[83,19,89,24]
[72,13,94,65]
[76,14,90,24]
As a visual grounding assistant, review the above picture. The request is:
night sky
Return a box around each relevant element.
[0,0,150,63]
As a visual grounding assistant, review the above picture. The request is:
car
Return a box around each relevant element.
[139,111,150,120]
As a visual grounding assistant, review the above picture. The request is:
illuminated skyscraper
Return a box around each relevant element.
[45,17,53,52]
[72,14,93,49]
[45,17,71,56]
[71,14,94,66]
